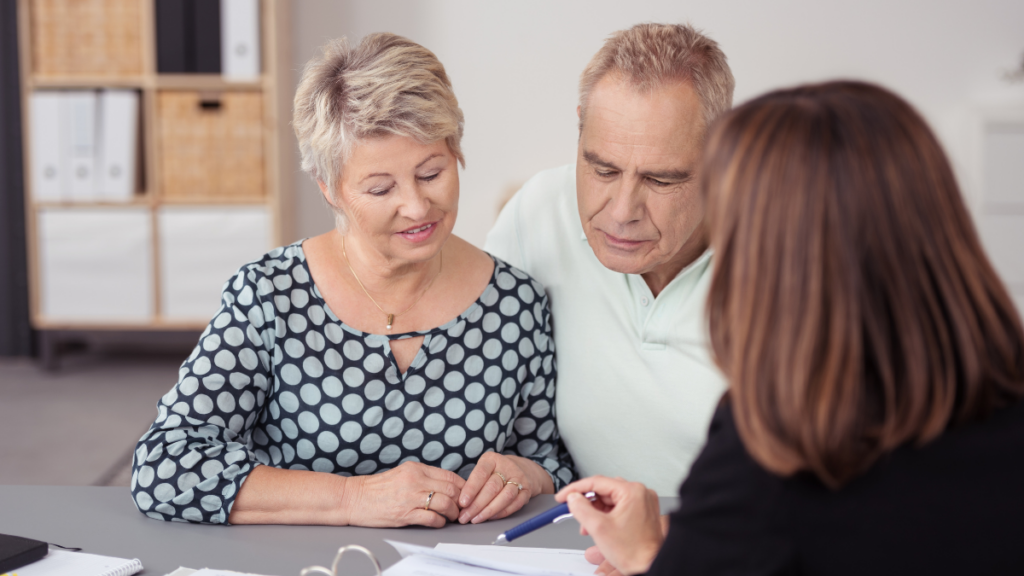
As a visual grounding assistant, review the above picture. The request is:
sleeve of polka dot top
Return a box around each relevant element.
[130,266,271,524]
[502,292,577,491]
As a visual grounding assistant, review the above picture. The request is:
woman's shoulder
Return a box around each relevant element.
[222,240,311,297]
[445,235,550,307]
[487,254,550,305]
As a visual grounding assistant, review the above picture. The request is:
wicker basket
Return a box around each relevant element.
[156,90,265,200]
[31,0,143,76]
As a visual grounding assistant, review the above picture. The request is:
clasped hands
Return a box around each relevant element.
[343,451,552,528]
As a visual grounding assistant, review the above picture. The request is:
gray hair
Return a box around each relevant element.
[293,33,465,229]
[579,23,735,135]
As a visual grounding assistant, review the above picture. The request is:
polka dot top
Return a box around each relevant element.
[130,242,576,524]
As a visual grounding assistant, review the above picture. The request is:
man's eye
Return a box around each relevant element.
[648,178,671,187]
[595,169,616,178]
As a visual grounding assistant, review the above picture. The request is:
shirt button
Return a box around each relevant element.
[641,297,650,307]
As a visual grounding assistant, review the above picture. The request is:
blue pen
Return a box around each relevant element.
[493,491,598,545]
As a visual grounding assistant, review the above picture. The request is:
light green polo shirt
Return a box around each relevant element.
[484,164,727,496]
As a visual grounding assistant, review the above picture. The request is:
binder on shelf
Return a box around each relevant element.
[96,90,139,201]
[221,0,261,81]
[156,0,223,74]
[29,91,67,201]
[194,0,224,73]
[155,0,187,73]
[67,91,98,201]
[28,90,140,203]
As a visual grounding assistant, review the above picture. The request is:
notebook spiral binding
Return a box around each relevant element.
[300,545,382,576]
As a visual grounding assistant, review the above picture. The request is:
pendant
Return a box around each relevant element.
[386,314,394,330]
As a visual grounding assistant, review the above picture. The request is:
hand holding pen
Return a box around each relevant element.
[553,476,665,576]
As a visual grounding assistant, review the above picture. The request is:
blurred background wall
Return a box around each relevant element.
[2,0,1022,487]
[286,0,1024,249]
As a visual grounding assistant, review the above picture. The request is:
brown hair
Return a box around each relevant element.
[578,23,734,134]
[703,81,1024,488]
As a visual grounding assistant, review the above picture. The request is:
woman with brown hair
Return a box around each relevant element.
[555,80,1024,575]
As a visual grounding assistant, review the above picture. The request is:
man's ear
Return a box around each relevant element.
[576,105,581,119]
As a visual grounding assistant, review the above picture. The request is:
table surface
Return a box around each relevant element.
[0,486,680,576]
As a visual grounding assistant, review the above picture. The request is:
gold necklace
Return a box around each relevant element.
[342,236,443,331]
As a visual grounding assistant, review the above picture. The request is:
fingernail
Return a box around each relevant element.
[471,515,482,524]
[460,497,468,506]
[459,512,469,523]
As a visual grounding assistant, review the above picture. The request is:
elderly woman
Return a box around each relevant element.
[130,33,574,527]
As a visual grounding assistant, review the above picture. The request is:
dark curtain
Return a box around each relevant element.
[0,0,33,356]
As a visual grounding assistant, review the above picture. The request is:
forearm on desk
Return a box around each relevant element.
[228,465,353,525]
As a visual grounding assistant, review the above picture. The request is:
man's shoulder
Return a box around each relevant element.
[485,164,582,274]
[514,164,577,211]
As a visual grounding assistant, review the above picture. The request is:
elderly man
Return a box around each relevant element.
[485,23,734,496]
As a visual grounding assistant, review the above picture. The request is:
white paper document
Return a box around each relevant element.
[11,548,142,576]
[164,568,275,576]
[386,541,595,576]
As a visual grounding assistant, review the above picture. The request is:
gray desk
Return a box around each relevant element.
[0,486,680,575]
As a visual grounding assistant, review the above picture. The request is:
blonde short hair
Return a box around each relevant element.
[293,33,465,215]
[579,23,734,135]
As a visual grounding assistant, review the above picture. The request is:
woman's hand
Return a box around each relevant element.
[457,452,554,524]
[344,461,466,528]
[555,476,664,576]
[580,514,671,576]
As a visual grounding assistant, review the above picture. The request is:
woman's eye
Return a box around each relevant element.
[369,186,392,196]
[419,172,440,182]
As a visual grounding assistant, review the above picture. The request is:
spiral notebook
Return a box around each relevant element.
[4,548,142,576]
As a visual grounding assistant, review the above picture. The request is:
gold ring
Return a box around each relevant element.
[494,471,507,483]
[424,491,435,511]
[505,480,523,493]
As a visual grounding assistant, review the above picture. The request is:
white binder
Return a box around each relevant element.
[96,89,139,202]
[221,0,261,81]
[67,90,98,201]
[29,91,67,201]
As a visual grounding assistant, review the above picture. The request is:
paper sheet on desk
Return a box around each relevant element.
[386,541,595,576]
[164,568,276,576]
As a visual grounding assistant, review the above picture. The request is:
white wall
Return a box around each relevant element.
[286,0,1024,247]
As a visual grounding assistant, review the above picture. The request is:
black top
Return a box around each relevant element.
[649,398,1024,575]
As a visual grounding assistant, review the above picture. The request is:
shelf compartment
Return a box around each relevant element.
[156,89,266,201]
[30,0,144,77]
